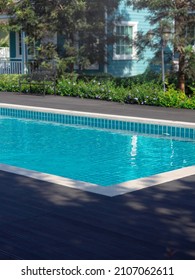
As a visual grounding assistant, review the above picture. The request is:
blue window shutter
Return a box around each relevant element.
[10,31,16,58]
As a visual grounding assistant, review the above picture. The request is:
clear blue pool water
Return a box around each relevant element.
[0,116,195,186]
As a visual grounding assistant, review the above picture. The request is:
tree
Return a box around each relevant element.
[127,0,195,92]
[0,0,9,13]
[6,0,120,72]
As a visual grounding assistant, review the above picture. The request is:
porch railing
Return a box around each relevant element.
[0,59,57,74]
[0,60,23,74]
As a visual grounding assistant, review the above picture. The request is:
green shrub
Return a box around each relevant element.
[158,85,186,107]
[0,74,20,92]
[124,81,162,106]
[179,96,195,109]
[0,74,57,94]
[0,74,195,109]
[188,83,195,96]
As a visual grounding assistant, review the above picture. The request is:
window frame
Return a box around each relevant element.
[113,21,138,60]
[15,32,22,57]
[15,32,36,59]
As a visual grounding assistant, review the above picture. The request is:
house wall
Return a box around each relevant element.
[107,2,154,77]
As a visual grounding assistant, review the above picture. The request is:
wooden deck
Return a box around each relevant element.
[0,93,195,260]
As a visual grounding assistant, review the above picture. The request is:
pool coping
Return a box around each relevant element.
[1,102,195,128]
[0,102,195,197]
[1,163,195,197]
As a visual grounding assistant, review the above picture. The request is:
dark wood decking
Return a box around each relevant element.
[0,92,195,123]
[0,93,195,260]
[0,171,195,260]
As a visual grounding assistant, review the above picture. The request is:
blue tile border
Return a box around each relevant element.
[0,107,195,141]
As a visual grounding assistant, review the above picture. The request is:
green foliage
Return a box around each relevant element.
[56,76,125,102]
[0,74,194,109]
[0,0,8,13]
[184,45,195,80]
[0,74,19,92]
[188,83,195,96]
[127,0,195,91]
[7,0,120,71]
[158,85,186,107]
[125,81,162,105]
[0,29,9,47]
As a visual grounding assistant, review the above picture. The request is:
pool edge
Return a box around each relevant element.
[108,165,195,196]
[0,163,195,197]
[1,102,195,128]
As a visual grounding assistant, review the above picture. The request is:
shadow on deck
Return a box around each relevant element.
[0,170,195,260]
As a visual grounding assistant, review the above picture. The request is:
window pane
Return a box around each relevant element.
[124,26,129,36]
[116,26,120,35]
[120,26,124,35]
[128,26,133,37]
[119,39,124,45]
[120,46,125,54]
[18,32,35,56]
[116,45,120,55]
[125,46,132,55]
[115,24,134,56]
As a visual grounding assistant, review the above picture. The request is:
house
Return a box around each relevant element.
[106,3,154,77]
[0,0,156,76]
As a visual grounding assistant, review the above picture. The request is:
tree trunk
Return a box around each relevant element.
[178,53,185,93]
[178,72,185,92]
[69,62,74,73]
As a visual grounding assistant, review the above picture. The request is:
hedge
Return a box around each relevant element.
[0,74,194,109]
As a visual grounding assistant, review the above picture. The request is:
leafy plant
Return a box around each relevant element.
[158,85,186,107]
[0,74,194,109]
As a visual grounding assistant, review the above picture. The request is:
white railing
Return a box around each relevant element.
[0,60,22,74]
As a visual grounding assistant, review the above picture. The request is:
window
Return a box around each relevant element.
[16,32,36,57]
[113,21,137,60]
[116,25,133,55]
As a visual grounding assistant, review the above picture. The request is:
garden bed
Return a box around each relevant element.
[0,74,194,109]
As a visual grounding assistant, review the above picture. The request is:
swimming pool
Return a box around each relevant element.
[0,104,195,196]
